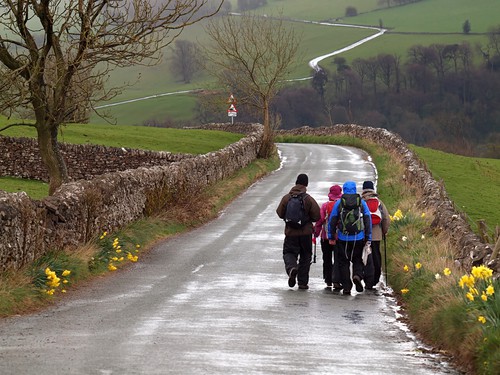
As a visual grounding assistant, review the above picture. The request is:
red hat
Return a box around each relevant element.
[328,185,342,200]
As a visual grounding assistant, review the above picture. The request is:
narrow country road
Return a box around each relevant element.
[0,144,461,374]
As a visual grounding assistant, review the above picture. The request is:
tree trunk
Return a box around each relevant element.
[258,99,274,158]
[37,123,69,195]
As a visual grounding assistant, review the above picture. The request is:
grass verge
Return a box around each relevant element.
[0,154,280,317]
[276,134,499,375]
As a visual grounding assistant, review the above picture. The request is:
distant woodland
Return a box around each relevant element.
[196,35,500,159]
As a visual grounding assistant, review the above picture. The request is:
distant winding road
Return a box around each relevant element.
[95,19,386,109]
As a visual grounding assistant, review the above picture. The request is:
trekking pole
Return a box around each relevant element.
[383,233,388,286]
[312,236,317,264]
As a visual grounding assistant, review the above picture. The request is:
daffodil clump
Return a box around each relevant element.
[89,231,140,273]
[458,265,498,326]
[41,267,72,295]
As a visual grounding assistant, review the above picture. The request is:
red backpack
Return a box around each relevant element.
[322,200,337,234]
[366,197,382,225]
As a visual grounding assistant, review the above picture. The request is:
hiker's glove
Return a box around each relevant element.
[312,237,316,245]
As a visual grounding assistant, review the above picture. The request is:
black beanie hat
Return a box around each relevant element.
[296,173,309,186]
[363,180,374,190]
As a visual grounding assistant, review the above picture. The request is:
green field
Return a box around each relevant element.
[0,121,243,153]
[411,145,500,234]
[88,0,500,125]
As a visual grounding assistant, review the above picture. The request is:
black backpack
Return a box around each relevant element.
[284,193,309,229]
[338,194,364,235]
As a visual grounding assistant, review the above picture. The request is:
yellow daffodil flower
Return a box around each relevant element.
[62,270,71,277]
[486,284,494,296]
[421,213,426,218]
[481,292,488,301]
[478,316,486,324]
[136,244,141,249]
[415,262,422,270]
[443,268,451,276]
[466,292,474,301]
[471,265,493,280]
[403,265,409,272]
[401,288,409,294]
[469,287,479,295]
[108,264,117,271]
[458,274,475,289]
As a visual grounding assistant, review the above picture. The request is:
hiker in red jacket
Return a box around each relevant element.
[361,180,391,289]
[314,184,343,290]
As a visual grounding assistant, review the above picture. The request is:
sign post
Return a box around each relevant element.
[227,94,237,124]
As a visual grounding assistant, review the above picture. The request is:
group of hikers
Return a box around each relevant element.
[276,173,390,295]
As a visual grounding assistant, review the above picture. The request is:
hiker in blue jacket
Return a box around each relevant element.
[327,181,372,295]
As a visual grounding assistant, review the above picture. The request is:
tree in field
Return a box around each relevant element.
[203,13,301,158]
[0,0,222,195]
[170,40,201,83]
[462,19,471,34]
[345,6,358,17]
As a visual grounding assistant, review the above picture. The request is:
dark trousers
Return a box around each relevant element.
[283,235,312,287]
[320,239,341,285]
[336,239,364,292]
[371,240,382,285]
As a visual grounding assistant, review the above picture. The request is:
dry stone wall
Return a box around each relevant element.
[1,122,495,275]
[0,136,192,182]
[0,123,263,272]
[277,125,497,275]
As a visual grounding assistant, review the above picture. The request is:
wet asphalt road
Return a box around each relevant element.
[0,143,461,374]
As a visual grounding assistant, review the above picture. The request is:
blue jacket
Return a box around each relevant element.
[327,181,372,242]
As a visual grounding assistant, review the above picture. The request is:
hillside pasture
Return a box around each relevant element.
[411,145,500,235]
[92,0,500,124]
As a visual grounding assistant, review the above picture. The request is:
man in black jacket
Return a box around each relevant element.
[276,174,320,290]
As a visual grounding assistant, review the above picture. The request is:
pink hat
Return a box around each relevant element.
[328,185,342,200]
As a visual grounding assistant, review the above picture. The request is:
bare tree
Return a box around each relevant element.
[202,12,301,158]
[170,40,201,83]
[0,0,222,194]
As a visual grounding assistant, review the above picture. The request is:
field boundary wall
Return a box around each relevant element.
[0,123,262,272]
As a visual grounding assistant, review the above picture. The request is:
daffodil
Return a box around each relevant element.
[401,288,409,294]
[443,268,451,276]
[421,212,426,218]
[481,292,488,302]
[471,265,493,280]
[415,262,422,270]
[466,292,474,301]
[392,209,404,221]
[136,244,141,249]
[458,274,475,289]
[108,264,117,271]
[62,270,71,277]
[403,265,409,272]
[478,316,486,324]
[486,284,494,296]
